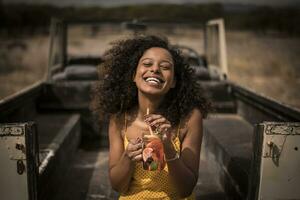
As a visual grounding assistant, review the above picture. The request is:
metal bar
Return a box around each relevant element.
[231,83,300,121]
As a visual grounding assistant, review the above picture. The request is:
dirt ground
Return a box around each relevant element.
[0,25,299,108]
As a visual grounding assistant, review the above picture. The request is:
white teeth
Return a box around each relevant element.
[145,77,161,83]
[148,80,158,84]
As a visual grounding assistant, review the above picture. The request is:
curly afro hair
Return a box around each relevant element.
[91,35,211,126]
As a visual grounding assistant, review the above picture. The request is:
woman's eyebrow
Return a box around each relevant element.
[161,59,174,65]
[140,58,153,62]
[140,58,173,65]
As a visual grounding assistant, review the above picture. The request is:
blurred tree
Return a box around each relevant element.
[0,3,299,36]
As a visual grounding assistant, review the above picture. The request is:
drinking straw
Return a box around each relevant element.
[147,107,154,135]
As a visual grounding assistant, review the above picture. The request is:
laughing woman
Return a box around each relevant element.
[92,35,210,199]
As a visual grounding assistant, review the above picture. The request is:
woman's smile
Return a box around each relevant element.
[143,75,165,88]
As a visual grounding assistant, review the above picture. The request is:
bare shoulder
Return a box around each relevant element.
[187,108,203,126]
[179,108,203,140]
[109,114,125,137]
[188,108,203,121]
[181,108,203,128]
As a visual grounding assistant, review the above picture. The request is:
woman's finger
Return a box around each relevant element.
[126,148,142,161]
[158,124,171,132]
[132,148,143,157]
[127,142,143,152]
[128,137,142,145]
[132,154,143,162]
[144,114,163,122]
[150,118,169,127]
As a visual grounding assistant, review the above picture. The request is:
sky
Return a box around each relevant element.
[2,0,300,7]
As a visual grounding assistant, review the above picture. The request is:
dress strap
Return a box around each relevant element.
[176,119,181,138]
[123,113,129,146]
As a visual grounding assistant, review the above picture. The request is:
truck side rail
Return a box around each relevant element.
[230,82,300,123]
[0,82,43,122]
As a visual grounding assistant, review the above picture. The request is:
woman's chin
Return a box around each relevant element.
[140,88,167,97]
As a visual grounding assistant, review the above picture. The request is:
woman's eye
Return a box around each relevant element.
[143,63,152,67]
[160,65,171,70]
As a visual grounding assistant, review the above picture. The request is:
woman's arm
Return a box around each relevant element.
[108,115,143,193]
[166,109,203,197]
[145,109,203,198]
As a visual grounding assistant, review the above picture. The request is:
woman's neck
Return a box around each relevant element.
[137,92,163,119]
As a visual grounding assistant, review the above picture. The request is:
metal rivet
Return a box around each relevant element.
[295,147,298,151]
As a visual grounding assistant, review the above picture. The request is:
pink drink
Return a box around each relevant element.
[142,134,166,171]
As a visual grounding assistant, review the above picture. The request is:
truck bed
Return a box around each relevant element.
[45,113,254,200]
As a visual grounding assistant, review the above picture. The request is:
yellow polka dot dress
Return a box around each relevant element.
[120,130,195,200]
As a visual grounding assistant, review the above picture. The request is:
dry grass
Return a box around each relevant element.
[226,31,300,108]
[0,26,299,108]
[0,36,48,99]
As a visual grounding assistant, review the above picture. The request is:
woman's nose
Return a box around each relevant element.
[150,64,160,73]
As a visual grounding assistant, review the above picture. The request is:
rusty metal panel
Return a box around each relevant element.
[250,122,300,200]
[0,123,38,200]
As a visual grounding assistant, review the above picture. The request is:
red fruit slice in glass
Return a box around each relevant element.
[142,147,153,162]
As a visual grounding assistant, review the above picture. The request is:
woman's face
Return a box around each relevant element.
[134,47,176,96]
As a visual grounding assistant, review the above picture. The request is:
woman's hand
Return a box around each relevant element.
[144,114,179,162]
[144,114,172,141]
[125,137,143,162]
